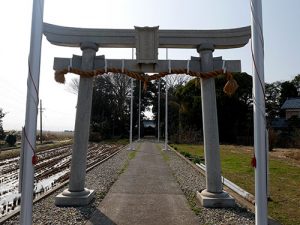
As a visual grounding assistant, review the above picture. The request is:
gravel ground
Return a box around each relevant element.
[3,142,256,225]
[2,147,129,225]
[163,147,256,225]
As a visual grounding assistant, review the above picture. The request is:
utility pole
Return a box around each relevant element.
[157,79,160,142]
[129,48,134,150]
[138,80,141,141]
[129,78,134,149]
[39,99,45,144]
[20,0,44,224]
[164,79,168,151]
[164,48,169,151]
[250,0,268,224]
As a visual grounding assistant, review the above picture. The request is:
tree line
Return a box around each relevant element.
[85,72,299,147]
[1,73,299,147]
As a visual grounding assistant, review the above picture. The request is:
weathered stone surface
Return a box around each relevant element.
[44,23,251,49]
[197,190,235,208]
[198,43,235,207]
[54,42,98,206]
[54,56,241,74]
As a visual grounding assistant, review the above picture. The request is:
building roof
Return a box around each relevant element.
[143,120,156,128]
[281,98,300,109]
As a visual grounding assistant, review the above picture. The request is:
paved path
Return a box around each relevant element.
[86,141,199,225]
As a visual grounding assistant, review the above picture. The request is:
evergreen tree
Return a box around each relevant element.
[0,108,5,140]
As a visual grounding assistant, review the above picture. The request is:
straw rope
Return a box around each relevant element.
[55,67,238,96]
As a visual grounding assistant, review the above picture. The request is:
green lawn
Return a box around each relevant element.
[171,144,300,225]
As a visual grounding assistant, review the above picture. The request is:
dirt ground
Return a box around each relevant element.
[228,145,300,167]
[270,148,300,166]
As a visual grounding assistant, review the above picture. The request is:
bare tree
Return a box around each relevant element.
[66,78,79,95]
[165,74,191,89]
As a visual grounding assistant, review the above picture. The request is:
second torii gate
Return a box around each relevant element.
[43,23,251,208]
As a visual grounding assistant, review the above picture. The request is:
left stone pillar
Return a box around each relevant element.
[55,42,98,206]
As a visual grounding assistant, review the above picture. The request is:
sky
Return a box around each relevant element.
[0,0,299,131]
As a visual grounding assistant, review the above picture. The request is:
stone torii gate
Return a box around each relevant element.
[43,23,251,207]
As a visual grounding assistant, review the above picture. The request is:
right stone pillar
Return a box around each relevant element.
[196,43,235,208]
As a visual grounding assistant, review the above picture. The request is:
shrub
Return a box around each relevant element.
[180,151,191,158]
[193,155,204,164]
[268,128,278,151]
[5,133,17,147]
[0,109,5,140]
[89,132,103,142]
[0,126,5,140]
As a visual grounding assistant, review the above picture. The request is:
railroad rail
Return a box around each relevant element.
[0,143,125,220]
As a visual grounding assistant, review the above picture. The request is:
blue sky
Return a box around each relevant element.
[0,0,299,131]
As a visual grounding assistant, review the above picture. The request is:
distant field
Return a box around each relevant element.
[41,130,74,141]
[0,140,73,160]
[171,144,300,225]
[0,133,129,160]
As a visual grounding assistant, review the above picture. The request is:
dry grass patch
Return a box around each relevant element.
[172,144,300,225]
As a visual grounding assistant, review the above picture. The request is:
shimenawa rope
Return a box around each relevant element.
[54,67,239,96]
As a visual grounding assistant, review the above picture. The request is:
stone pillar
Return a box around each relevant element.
[55,42,98,206]
[196,43,235,208]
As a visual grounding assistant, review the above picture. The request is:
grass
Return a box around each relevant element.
[118,143,140,175]
[156,144,170,161]
[171,143,300,225]
[128,150,137,160]
[101,138,129,145]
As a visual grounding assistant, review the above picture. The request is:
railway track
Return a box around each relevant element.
[0,143,124,218]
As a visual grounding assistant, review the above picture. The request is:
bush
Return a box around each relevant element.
[180,151,204,164]
[0,126,5,140]
[268,128,278,151]
[193,155,204,164]
[89,132,103,142]
[170,129,203,144]
[5,133,17,147]
[180,151,192,158]
[0,108,5,140]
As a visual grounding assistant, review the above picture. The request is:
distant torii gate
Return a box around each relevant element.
[43,23,251,208]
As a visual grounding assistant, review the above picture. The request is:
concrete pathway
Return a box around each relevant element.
[86,141,199,225]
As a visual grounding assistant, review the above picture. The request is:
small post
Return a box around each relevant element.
[39,99,43,144]
[266,129,270,199]
[18,127,25,193]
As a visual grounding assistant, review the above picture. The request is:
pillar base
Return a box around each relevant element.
[127,145,135,151]
[196,189,235,208]
[55,188,95,206]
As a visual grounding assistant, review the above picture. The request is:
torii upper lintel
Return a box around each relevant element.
[43,23,251,50]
